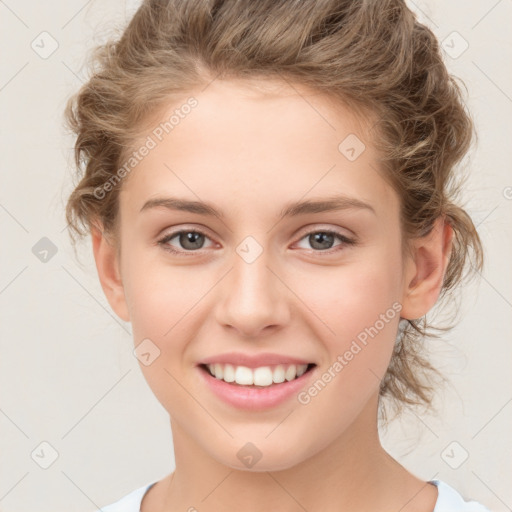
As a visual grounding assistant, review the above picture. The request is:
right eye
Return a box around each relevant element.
[157,229,216,256]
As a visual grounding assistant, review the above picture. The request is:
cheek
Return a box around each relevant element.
[295,251,402,342]
[121,255,209,410]
[290,287,399,434]
[121,246,208,341]
[291,251,403,401]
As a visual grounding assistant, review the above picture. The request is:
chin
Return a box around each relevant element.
[209,438,311,473]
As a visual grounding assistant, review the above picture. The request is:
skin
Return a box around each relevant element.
[91,79,452,511]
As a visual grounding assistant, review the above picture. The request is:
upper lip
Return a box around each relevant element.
[198,352,315,369]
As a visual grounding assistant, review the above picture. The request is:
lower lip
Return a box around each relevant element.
[197,365,316,411]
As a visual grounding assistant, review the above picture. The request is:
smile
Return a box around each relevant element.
[202,363,316,387]
[197,362,318,410]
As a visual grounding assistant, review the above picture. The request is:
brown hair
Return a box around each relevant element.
[64,0,483,416]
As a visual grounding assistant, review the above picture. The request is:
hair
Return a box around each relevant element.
[64,0,484,417]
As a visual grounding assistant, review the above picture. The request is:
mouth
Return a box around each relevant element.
[199,362,317,388]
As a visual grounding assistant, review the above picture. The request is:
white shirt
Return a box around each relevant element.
[95,479,491,511]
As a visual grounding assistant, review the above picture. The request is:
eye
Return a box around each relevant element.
[157,227,356,257]
[295,229,355,254]
[157,229,215,256]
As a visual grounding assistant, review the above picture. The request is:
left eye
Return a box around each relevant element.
[295,230,355,252]
[157,229,355,255]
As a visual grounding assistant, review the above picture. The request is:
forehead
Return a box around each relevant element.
[119,78,396,222]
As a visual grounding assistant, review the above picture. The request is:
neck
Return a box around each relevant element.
[146,394,437,512]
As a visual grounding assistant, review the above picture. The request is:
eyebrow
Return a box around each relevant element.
[139,195,376,219]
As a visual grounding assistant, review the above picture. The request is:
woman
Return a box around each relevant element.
[64,1,489,510]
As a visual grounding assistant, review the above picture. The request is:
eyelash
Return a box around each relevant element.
[157,228,356,257]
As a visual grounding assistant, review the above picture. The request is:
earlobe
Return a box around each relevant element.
[91,223,130,322]
[400,217,453,320]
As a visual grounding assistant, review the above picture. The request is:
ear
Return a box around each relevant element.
[400,216,453,320]
[91,222,130,322]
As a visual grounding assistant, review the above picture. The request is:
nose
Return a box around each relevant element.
[214,248,291,338]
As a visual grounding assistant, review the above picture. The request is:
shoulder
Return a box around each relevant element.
[92,478,491,512]
[431,479,491,512]
[91,482,156,512]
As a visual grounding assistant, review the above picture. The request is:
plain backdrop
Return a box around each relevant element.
[0,1,511,511]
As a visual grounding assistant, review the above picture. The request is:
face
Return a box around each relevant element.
[104,79,414,471]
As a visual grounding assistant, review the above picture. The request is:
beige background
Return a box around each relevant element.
[0,0,510,510]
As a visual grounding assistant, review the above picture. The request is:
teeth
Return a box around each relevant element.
[254,367,273,386]
[223,364,235,382]
[235,365,254,385]
[285,365,297,381]
[206,363,310,386]
[273,365,286,383]
[296,364,308,378]
[213,363,224,380]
